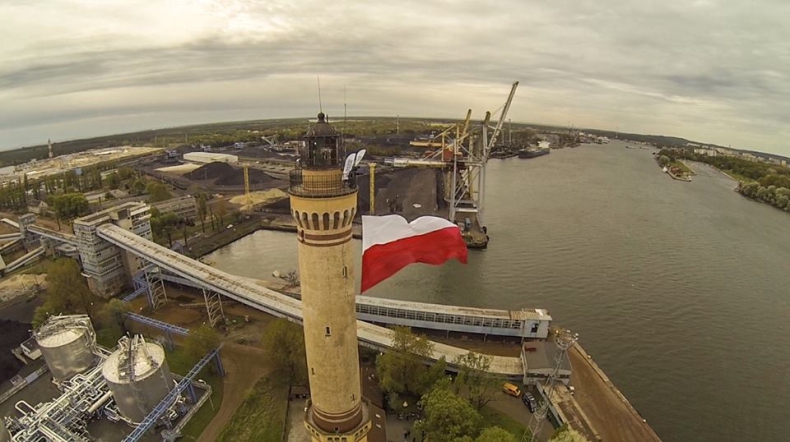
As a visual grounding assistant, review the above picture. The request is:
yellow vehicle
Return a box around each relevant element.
[502,382,522,397]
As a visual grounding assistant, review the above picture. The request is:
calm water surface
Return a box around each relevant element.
[207,141,790,442]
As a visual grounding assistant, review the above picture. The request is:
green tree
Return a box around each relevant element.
[146,182,172,202]
[131,179,146,195]
[117,167,135,180]
[756,186,769,201]
[739,181,760,198]
[658,155,670,167]
[376,326,445,406]
[183,324,221,366]
[49,193,90,220]
[415,377,482,442]
[475,427,517,442]
[197,193,208,233]
[95,299,132,346]
[215,199,227,228]
[454,352,499,410]
[260,318,307,383]
[151,211,180,246]
[107,172,120,190]
[32,259,95,326]
[550,426,587,442]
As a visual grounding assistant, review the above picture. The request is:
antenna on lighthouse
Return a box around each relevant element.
[317,75,323,113]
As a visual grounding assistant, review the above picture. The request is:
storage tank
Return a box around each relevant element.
[0,418,9,442]
[35,315,96,383]
[102,335,174,424]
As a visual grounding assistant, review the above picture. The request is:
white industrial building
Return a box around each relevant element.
[182,152,238,165]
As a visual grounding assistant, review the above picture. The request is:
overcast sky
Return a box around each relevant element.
[1,0,788,155]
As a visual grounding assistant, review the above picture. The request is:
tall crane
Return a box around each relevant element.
[448,81,519,224]
[387,81,518,231]
[243,166,252,209]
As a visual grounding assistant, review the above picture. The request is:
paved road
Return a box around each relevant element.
[487,391,553,442]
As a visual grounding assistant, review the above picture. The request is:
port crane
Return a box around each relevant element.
[395,82,518,225]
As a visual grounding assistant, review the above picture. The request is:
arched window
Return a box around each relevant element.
[301,212,309,229]
[343,210,350,227]
[322,213,330,231]
[311,213,319,230]
[294,211,301,227]
[333,212,341,230]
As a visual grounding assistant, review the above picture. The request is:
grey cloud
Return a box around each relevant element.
[0,0,788,154]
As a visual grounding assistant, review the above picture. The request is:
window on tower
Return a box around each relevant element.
[325,326,331,336]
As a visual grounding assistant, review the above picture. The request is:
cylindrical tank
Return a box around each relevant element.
[102,337,174,424]
[0,418,9,442]
[36,325,95,383]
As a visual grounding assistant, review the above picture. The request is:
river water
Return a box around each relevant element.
[206,140,790,442]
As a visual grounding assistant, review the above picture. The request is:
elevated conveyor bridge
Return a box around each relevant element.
[95,224,524,378]
[25,225,78,246]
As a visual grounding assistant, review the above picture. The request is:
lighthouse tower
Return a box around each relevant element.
[288,113,371,440]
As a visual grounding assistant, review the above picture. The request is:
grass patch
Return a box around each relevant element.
[723,170,752,183]
[670,160,694,175]
[217,373,289,442]
[95,324,124,348]
[17,257,57,275]
[481,405,530,438]
[163,347,226,441]
[179,371,224,441]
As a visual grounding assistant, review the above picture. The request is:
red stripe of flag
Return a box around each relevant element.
[361,226,468,293]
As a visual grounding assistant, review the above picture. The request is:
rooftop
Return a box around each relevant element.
[522,341,571,372]
[74,202,149,226]
[358,295,552,322]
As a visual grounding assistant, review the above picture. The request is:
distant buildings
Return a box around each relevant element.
[151,195,198,221]
[73,202,152,298]
[694,148,718,157]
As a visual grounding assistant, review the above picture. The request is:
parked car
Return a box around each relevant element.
[502,382,522,397]
[522,392,538,413]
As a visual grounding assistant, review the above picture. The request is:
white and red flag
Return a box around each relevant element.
[361,215,468,292]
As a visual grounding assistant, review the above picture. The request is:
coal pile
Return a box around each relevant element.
[0,319,31,384]
[216,168,278,186]
[261,196,291,214]
[185,162,235,181]
[184,162,280,187]
[356,173,392,214]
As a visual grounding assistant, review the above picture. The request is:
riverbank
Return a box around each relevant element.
[570,344,661,442]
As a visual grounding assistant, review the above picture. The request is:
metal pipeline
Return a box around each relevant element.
[13,401,35,416]
[87,391,113,415]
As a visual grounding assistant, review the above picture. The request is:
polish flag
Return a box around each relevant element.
[361,215,468,292]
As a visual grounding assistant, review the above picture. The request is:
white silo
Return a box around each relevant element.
[34,315,96,383]
[101,335,175,424]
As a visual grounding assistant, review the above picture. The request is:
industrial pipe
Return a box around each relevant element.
[87,391,114,415]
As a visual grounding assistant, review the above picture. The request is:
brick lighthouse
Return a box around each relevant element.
[288,112,371,441]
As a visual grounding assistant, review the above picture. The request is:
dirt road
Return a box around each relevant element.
[197,343,272,442]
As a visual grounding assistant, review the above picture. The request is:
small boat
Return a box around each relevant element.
[519,148,550,159]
